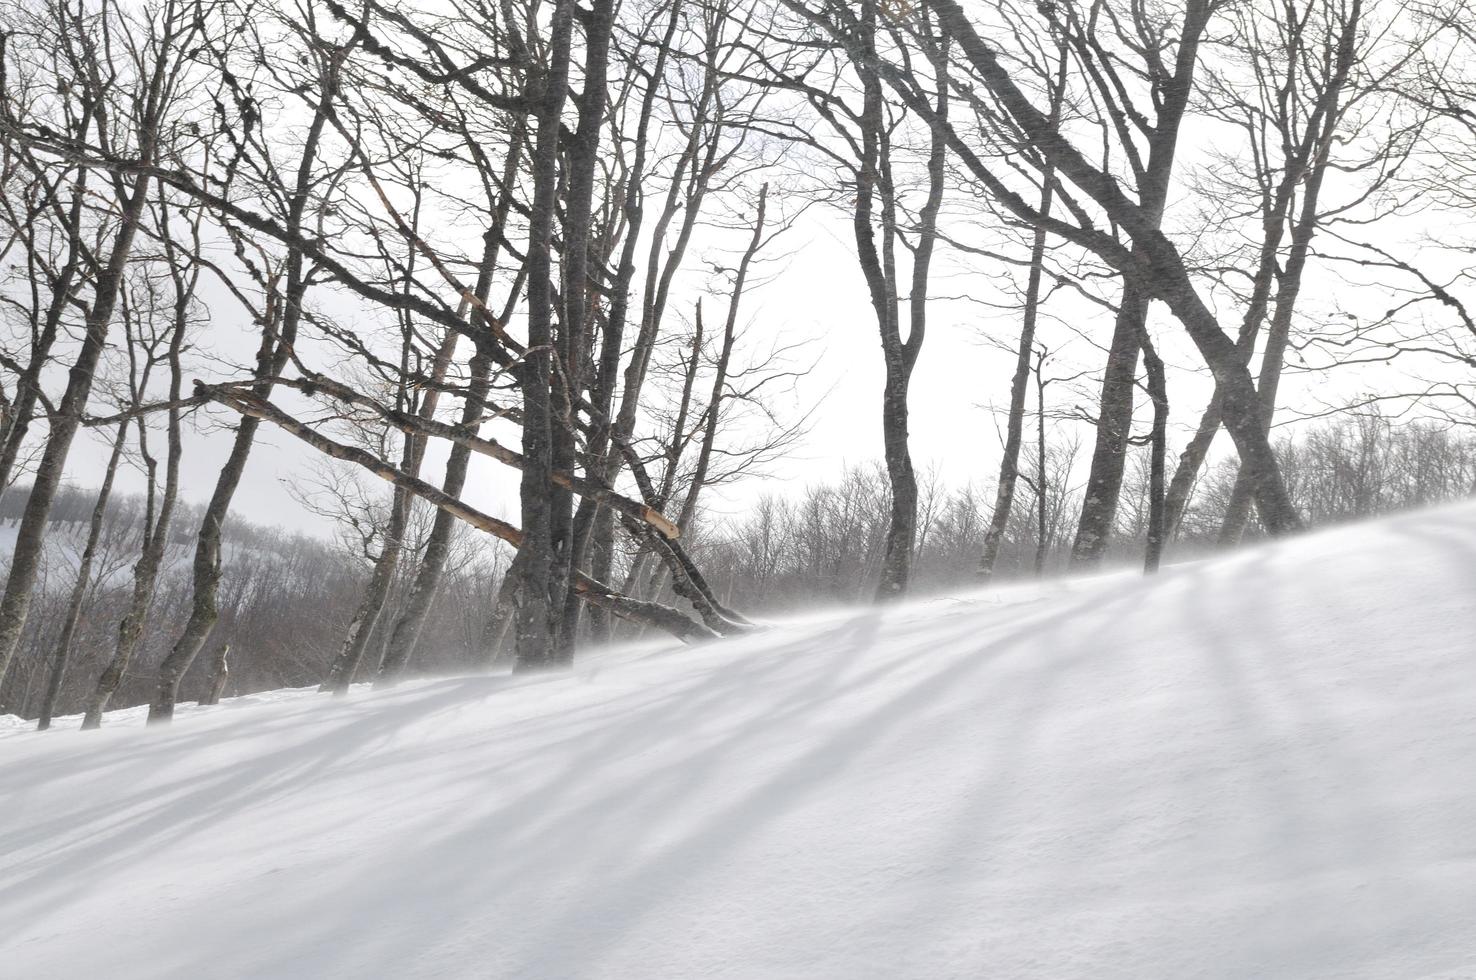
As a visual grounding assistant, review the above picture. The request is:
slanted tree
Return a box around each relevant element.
[0,0,208,703]
[83,212,195,729]
[790,0,1303,536]
[149,4,352,721]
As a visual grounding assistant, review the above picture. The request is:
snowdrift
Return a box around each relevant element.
[4,503,1476,979]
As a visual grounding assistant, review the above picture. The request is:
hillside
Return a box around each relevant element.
[3,503,1475,978]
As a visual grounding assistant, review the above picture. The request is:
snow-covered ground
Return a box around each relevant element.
[3,503,1476,979]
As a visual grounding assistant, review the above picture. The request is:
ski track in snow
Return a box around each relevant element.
[3,504,1476,978]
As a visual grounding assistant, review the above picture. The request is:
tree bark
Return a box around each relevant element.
[35,422,127,730]
[866,3,947,600]
[0,122,96,492]
[319,276,460,695]
[554,0,615,648]
[861,0,1302,536]
[0,165,153,703]
[373,355,491,686]
[1141,329,1169,573]
[376,116,527,684]
[1216,2,1360,545]
[1163,0,1361,541]
[83,203,191,729]
[203,384,716,643]
[1072,289,1146,562]
[980,78,1064,581]
[201,643,230,706]
[147,47,344,724]
[574,0,682,644]
[1070,3,1211,565]
[318,481,414,695]
[512,0,577,671]
[1034,346,1048,577]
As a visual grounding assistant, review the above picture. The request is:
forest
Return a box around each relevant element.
[3,0,1476,727]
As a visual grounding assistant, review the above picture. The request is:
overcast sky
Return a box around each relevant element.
[45,166,1432,544]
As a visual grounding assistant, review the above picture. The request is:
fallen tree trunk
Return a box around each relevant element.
[220,370,750,640]
[265,371,680,539]
[199,383,717,645]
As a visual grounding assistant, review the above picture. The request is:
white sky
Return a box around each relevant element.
[44,141,1460,543]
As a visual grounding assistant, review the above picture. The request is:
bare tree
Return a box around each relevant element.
[149,2,352,721]
[0,0,208,704]
[34,422,127,729]
[979,41,1067,581]
[82,216,194,729]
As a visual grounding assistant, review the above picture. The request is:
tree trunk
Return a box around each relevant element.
[83,223,190,729]
[866,2,946,600]
[318,303,460,695]
[1141,330,1169,573]
[876,370,919,597]
[513,0,577,671]
[572,0,681,645]
[1072,288,1146,562]
[1216,20,1356,545]
[375,109,526,683]
[553,0,615,649]
[1034,346,1048,577]
[319,482,414,695]
[1163,1,1360,542]
[204,383,716,643]
[201,643,230,706]
[374,355,492,686]
[0,136,95,492]
[981,45,1066,580]
[0,169,152,703]
[980,186,1056,579]
[1064,4,1211,566]
[147,51,342,724]
[36,422,128,730]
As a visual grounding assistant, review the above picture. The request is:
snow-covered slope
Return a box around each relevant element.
[4,504,1476,979]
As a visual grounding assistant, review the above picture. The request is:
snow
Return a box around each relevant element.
[4,504,1476,979]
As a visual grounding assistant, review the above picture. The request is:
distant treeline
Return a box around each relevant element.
[0,486,507,721]
[5,416,1471,718]
[679,417,1476,615]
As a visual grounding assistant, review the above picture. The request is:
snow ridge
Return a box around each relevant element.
[3,503,1476,978]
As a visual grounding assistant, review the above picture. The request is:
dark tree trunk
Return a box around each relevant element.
[1072,289,1146,562]
[201,643,230,706]
[574,0,682,645]
[554,0,615,648]
[376,117,526,684]
[1216,17,1356,545]
[36,422,128,730]
[0,169,152,703]
[1217,242,1307,546]
[0,130,95,492]
[319,482,414,696]
[1070,5,1211,566]
[83,209,191,729]
[981,188,1056,580]
[320,275,461,695]
[981,44,1067,580]
[1140,330,1169,573]
[374,354,492,686]
[1034,346,1048,577]
[513,0,577,671]
[866,3,946,601]
[148,416,257,722]
[1163,0,1360,542]
[147,51,342,724]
